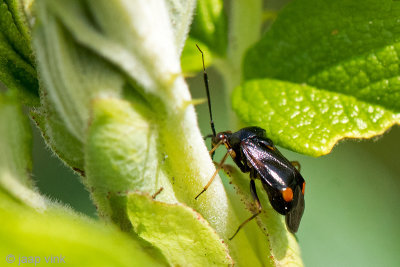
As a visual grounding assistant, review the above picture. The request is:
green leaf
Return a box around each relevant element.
[221,164,303,266]
[181,38,213,74]
[233,79,400,156]
[190,0,228,56]
[30,105,85,172]
[237,0,400,156]
[0,0,38,104]
[0,189,167,267]
[127,192,233,266]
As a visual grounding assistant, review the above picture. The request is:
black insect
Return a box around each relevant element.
[195,45,305,239]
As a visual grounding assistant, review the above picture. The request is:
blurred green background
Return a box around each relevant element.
[32,69,400,266]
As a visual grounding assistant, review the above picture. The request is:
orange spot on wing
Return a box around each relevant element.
[281,188,293,202]
[302,182,306,195]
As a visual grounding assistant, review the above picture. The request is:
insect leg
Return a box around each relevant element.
[291,161,301,172]
[195,150,230,200]
[208,139,224,160]
[229,179,262,240]
[209,139,223,155]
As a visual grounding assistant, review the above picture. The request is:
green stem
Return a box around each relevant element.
[157,76,233,236]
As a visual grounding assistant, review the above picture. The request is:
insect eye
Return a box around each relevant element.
[281,188,294,202]
[302,182,306,195]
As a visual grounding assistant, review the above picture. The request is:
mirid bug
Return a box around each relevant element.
[195,45,305,239]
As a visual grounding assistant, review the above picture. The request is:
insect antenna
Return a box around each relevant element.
[196,44,216,137]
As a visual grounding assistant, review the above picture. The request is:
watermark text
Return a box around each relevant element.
[6,254,65,265]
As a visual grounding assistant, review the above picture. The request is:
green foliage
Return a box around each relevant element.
[233,79,400,156]
[237,0,400,156]
[127,192,233,266]
[1,0,399,266]
[31,104,85,171]
[85,98,177,225]
[30,0,256,265]
[180,0,229,73]
[0,0,38,105]
[0,93,35,198]
[0,190,167,267]
[0,93,166,266]
[181,38,213,74]
[190,0,228,56]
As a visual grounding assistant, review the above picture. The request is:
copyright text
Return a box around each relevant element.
[6,254,65,265]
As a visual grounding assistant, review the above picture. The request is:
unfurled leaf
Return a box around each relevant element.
[236,0,400,156]
[233,79,400,156]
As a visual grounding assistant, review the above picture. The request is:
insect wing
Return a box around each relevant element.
[285,184,305,233]
[242,138,305,224]
[240,139,294,191]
